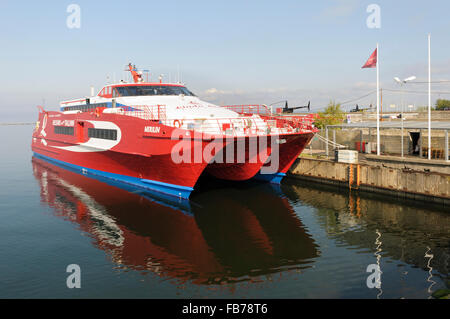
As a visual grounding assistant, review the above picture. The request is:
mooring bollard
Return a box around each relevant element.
[349,164,353,189]
[349,164,361,190]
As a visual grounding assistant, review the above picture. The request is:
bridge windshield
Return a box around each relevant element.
[113,85,196,97]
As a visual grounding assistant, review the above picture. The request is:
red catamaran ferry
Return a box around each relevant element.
[32,64,317,199]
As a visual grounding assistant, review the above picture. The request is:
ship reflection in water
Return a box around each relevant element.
[32,157,319,285]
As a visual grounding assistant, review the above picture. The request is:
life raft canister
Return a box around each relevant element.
[95,107,106,117]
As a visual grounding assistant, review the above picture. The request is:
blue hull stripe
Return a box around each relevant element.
[252,172,286,184]
[33,152,194,199]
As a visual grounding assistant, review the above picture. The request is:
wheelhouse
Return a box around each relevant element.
[112,85,195,97]
[97,84,196,99]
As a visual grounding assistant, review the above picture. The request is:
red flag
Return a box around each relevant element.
[362,48,377,68]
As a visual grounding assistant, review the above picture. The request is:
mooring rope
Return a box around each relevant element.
[315,133,348,149]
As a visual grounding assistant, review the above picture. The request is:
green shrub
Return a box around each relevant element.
[314,101,345,129]
[436,99,450,110]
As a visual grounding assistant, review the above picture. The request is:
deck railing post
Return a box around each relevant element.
[360,129,363,153]
[333,129,336,151]
[419,129,423,158]
[445,129,449,162]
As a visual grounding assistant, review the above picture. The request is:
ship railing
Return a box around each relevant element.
[162,117,266,136]
[222,104,317,131]
[265,115,317,132]
[162,116,311,136]
[111,103,316,134]
[113,105,167,121]
[221,104,273,116]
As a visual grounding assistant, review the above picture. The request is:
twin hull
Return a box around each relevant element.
[32,110,314,198]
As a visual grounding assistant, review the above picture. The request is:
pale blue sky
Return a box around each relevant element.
[1,0,450,121]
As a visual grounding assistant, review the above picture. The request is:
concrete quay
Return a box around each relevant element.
[288,156,450,207]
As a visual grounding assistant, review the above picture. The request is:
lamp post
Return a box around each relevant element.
[394,76,416,157]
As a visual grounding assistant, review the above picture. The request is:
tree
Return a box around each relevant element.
[416,106,435,112]
[314,101,345,129]
[435,99,450,110]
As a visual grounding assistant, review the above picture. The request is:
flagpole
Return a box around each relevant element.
[428,34,431,160]
[376,43,380,155]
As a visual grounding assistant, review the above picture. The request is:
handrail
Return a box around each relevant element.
[316,133,347,149]
[161,117,271,136]
[222,104,272,115]
[114,104,316,136]
[118,105,167,120]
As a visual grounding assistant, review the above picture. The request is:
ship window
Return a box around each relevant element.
[88,128,117,140]
[54,126,74,136]
[113,85,196,97]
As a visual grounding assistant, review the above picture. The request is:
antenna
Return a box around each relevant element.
[142,69,150,82]
[125,63,145,83]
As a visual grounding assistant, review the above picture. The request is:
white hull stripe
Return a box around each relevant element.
[53,120,122,153]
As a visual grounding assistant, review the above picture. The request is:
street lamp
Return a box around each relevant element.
[394,76,416,157]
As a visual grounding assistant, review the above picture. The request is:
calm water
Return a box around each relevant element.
[0,125,449,298]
